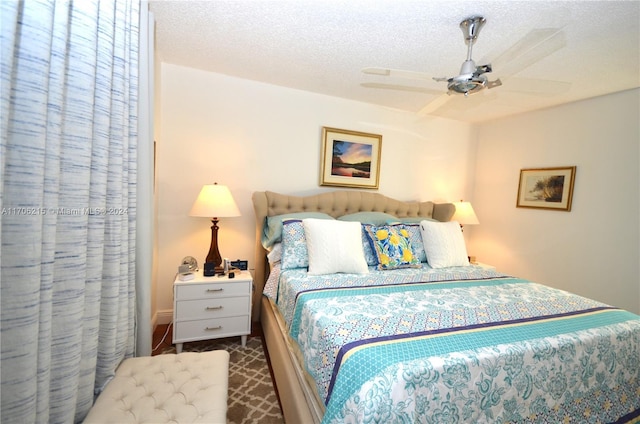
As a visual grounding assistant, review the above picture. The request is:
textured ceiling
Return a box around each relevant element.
[149,0,640,123]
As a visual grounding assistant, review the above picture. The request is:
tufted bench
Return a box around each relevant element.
[84,350,230,423]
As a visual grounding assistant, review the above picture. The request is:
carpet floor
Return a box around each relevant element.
[156,327,284,424]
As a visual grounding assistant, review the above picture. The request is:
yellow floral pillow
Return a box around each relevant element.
[364,225,421,270]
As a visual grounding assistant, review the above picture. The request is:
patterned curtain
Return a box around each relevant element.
[1,1,140,422]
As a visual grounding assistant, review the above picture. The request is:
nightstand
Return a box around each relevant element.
[172,269,252,353]
[474,262,496,270]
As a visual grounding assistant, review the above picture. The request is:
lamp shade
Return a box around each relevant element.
[452,201,479,225]
[189,183,241,218]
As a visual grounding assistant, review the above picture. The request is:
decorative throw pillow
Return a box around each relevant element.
[281,220,310,270]
[302,218,369,275]
[261,212,334,249]
[401,223,427,263]
[419,220,470,268]
[360,224,379,266]
[364,225,421,270]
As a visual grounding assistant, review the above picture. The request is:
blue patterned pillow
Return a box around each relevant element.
[402,223,427,263]
[360,224,379,266]
[281,220,309,270]
[364,225,421,270]
[261,212,334,249]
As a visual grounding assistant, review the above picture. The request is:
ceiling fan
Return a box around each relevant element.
[434,16,502,96]
[362,15,569,115]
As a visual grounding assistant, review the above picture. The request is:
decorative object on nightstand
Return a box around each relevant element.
[173,269,253,353]
[179,256,198,274]
[189,183,241,276]
[451,200,479,231]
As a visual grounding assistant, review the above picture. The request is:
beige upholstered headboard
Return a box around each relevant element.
[250,190,455,320]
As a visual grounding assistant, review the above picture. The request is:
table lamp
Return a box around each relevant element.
[451,201,479,231]
[190,183,241,275]
[452,200,479,264]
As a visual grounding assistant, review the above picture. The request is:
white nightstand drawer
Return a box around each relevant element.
[175,281,250,300]
[173,270,253,352]
[176,296,250,320]
[175,316,250,342]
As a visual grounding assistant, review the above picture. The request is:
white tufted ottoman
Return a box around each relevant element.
[84,350,230,423]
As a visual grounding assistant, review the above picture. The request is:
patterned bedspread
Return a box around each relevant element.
[267,265,640,423]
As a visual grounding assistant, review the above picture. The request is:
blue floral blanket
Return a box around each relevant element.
[269,265,640,423]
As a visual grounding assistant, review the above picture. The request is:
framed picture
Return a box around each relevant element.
[516,166,576,211]
[320,127,382,189]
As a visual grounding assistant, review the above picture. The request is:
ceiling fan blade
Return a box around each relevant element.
[417,93,453,116]
[501,77,571,96]
[445,91,499,113]
[475,64,492,76]
[487,78,502,89]
[362,67,392,76]
[485,28,566,77]
[361,82,442,95]
[362,67,433,81]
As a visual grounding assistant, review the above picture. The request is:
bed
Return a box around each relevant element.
[252,190,640,424]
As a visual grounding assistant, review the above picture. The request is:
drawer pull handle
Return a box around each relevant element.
[206,306,223,310]
[206,288,223,292]
[205,326,222,331]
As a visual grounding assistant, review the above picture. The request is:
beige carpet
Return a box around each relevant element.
[161,336,284,424]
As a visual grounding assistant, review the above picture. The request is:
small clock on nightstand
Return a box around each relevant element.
[172,269,252,353]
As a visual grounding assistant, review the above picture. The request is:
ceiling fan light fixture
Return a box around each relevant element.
[448,75,487,95]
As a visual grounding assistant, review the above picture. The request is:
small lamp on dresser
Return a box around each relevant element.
[189,182,241,276]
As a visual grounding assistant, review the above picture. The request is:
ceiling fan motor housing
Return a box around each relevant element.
[459,59,477,75]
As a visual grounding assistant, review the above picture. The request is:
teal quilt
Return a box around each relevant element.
[269,265,640,423]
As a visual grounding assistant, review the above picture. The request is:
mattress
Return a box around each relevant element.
[267,264,640,423]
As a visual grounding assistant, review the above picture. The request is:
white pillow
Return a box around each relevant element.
[419,220,470,268]
[302,218,369,275]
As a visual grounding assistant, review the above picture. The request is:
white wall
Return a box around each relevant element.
[155,63,476,320]
[468,89,640,313]
[155,64,639,321]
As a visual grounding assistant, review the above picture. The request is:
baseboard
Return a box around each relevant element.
[152,313,158,331]
[155,309,173,326]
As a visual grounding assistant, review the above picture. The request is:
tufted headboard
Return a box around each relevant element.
[250,190,455,320]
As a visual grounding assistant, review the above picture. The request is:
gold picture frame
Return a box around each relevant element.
[516,166,576,211]
[320,127,382,189]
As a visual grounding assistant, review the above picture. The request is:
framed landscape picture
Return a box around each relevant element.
[320,127,382,189]
[516,166,576,211]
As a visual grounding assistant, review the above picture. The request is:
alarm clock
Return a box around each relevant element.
[179,256,198,274]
